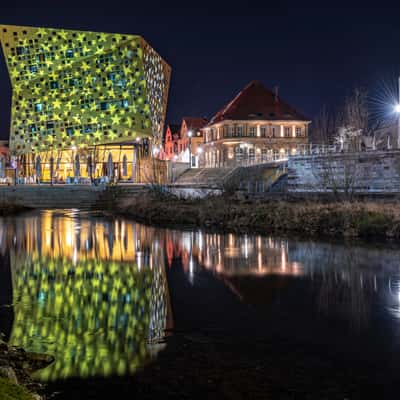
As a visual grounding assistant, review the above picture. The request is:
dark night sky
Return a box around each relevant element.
[1,1,400,139]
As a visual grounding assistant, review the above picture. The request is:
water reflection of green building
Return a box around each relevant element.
[5,211,171,381]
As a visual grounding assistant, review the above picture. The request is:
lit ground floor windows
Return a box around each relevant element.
[201,141,305,168]
[7,143,167,184]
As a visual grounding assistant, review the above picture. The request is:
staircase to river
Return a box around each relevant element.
[174,168,236,187]
[174,163,288,193]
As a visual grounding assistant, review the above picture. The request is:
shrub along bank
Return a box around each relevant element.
[116,193,400,239]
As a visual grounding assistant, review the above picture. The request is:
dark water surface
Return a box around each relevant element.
[1,209,400,397]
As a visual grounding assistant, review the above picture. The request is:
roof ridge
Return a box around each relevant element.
[207,80,308,126]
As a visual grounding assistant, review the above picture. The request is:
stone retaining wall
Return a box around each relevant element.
[0,184,148,209]
[288,150,400,192]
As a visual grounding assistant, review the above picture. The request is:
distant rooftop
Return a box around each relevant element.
[182,117,208,130]
[207,80,309,126]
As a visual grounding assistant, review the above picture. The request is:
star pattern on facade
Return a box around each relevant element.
[0,24,171,155]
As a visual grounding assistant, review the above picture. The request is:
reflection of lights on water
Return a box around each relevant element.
[72,248,78,265]
[38,291,46,303]
[281,250,286,271]
[8,211,170,381]
[189,257,194,284]
[198,231,203,250]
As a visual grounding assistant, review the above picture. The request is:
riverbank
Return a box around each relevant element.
[0,342,54,399]
[0,204,29,216]
[116,192,400,239]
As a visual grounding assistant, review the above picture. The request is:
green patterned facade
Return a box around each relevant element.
[0,25,171,155]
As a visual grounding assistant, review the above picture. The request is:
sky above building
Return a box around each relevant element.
[0,1,400,140]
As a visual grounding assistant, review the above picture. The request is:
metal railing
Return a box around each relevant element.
[290,143,400,157]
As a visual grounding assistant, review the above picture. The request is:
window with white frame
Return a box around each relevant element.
[260,126,267,137]
[271,126,276,137]
[284,127,291,137]
[249,126,256,137]
[296,127,302,137]
[229,125,235,137]
[236,125,243,136]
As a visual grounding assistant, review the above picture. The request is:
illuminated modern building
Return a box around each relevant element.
[200,80,310,167]
[0,25,171,182]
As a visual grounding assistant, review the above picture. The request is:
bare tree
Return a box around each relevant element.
[342,88,369,133]
[311,152,362,200]
[334,87,371,151]
[311,105,336,144]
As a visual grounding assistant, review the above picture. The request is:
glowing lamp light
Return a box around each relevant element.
[187,130,193,138]
[152,146,160,156]
[196,147,203,154]
[395,104,400,113]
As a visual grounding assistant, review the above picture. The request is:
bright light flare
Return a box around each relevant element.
[395,104,400,113]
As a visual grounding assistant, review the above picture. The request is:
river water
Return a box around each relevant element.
[0,210,400,396]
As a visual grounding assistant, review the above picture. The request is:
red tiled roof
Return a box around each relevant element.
[207,80,309,126]
[182,117,208,130]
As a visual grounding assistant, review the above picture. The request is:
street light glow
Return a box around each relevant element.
[395,104,400,113]
[187,130,193,137]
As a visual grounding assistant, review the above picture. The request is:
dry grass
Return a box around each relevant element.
[0,378,35,400]
[117,193,400,239]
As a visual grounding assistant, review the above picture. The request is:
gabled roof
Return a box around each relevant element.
[207,80,309,126]
[167,124,181,135]
[164,124,180,142]
[182,117,208,130]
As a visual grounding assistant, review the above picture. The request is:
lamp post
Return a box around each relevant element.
[395,101,400,150]
[196,146,203,168]
[172,154,178,182]
[187,130,193,168]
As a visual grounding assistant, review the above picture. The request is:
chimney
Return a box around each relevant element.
[274,86,279,102]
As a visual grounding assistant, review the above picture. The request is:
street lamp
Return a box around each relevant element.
[152,146,160,157]
[395,103,400,149]
[196,147,203,168]
[187,130,193,168]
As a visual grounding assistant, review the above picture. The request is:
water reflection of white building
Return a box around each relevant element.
[164,228,400,329]
[166,231,304,277]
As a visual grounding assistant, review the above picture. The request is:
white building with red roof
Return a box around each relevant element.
[200,80,310,167]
